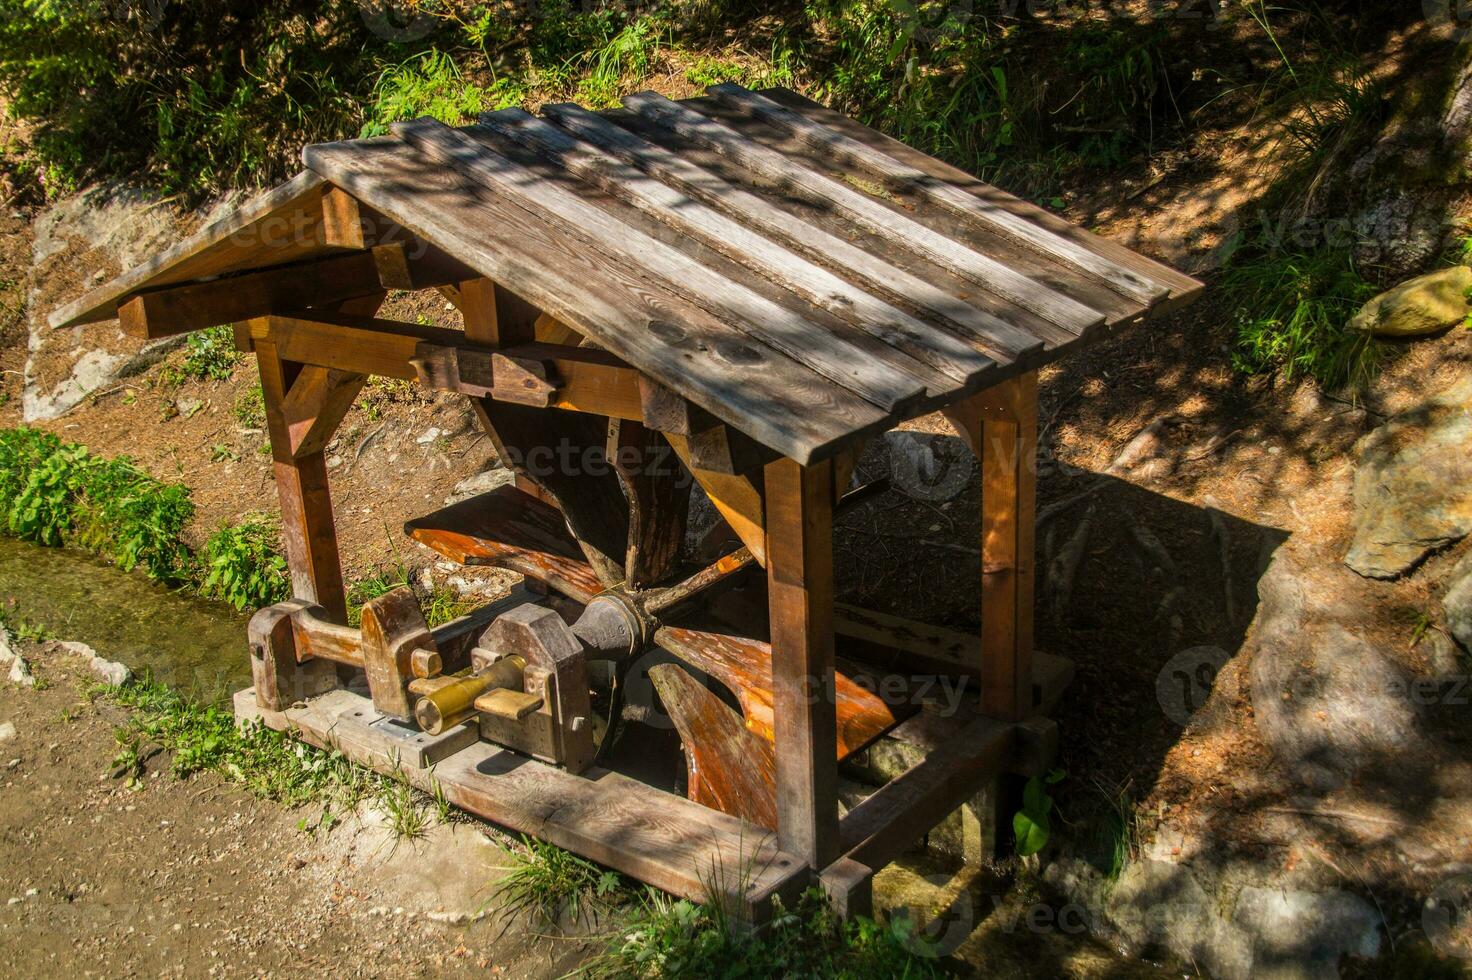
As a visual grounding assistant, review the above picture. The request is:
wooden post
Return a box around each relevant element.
[944,371,1038,721]
[257,338,350,624]
[764,456,839,869]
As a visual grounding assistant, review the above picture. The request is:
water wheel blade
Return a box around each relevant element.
[609,420,691,589]
[652,625,906,760]
[649,663,776,829]
[405,484,604,603]
[474,399,629,587]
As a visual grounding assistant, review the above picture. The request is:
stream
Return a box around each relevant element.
[0,536,251,703]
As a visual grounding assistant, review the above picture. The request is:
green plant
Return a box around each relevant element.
[576,17,663,106]
[493,835,623,926]
[0,429,194,582]
[0,2,390,195]
[103,676,381,809]
[361,49,508,138]
[1014,768,1065,858]
[589,887,944,978]
[233,383,266,429]
[160,326,240,385]
[1226,244,1381,390]
[198,516,289,611]
[378,773,431,842]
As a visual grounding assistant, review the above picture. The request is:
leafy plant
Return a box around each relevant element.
[198,516,289,611]
[0,429,194,582]
[361,49,511,138]
[161,326,241,384]
[1014,768,1066,858]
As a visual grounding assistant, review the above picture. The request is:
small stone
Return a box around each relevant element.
[7,657,34,688]
[0,722,14,742]
[1348,265,1472,337]
[6,897,19,906]
[326,455,343,470]
[23,889,36,898]
[415,427,443,445]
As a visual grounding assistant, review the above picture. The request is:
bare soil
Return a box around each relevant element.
[0,644,602,978]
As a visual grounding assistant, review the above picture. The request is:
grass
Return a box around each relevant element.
[233,383,265,429]
[588,887,946,979]
[493,834,624,926]
[1225,243,1381,391]
[347,552,477,629]
[102,675,445,840]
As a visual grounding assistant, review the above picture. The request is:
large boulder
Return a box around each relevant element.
[1251,548,1425,791]
[24,185,234,421]
[1347,266,1472,337]
[1344,377,1472,579]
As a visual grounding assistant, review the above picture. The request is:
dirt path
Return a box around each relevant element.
[0,645,604,978]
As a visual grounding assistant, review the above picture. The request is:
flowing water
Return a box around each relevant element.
[0,536,251,703]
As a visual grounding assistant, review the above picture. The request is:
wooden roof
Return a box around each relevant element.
[51,85,1201,463]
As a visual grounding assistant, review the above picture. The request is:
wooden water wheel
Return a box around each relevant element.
[51,83,1201,918]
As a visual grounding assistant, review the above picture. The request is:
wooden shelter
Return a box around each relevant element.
[53,85,1200,918]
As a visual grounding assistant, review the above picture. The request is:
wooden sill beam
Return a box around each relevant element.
[117,243,476,341]
[838,714,1014,871]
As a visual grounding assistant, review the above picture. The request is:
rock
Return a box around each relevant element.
[7,656,34,688]
[1445,550,1472,652]
[1344,377,1472,579]
[55,640,131,687]
[24,184,236,421]
[0,722,15,742]
[1106,859,1254,980]
[415,427,443,445]
[1232,886,1382,979]
[1250,549,1426,791]
[1348,266,1472,337]
[445,467,514,505]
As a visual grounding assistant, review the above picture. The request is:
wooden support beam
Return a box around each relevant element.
[280,365,367,458]
[639,376,720,437]
[460,276,539,347]
[237,686,806,915]
[249,313,459,379]
[320,185,367,248]
[668,433,766,565]
[257,338,349,624]
[115,245,469,341]
[765,456,839,870]
[686,423,779,477]
[838,715,1014,870]
[943,372,1038,721]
